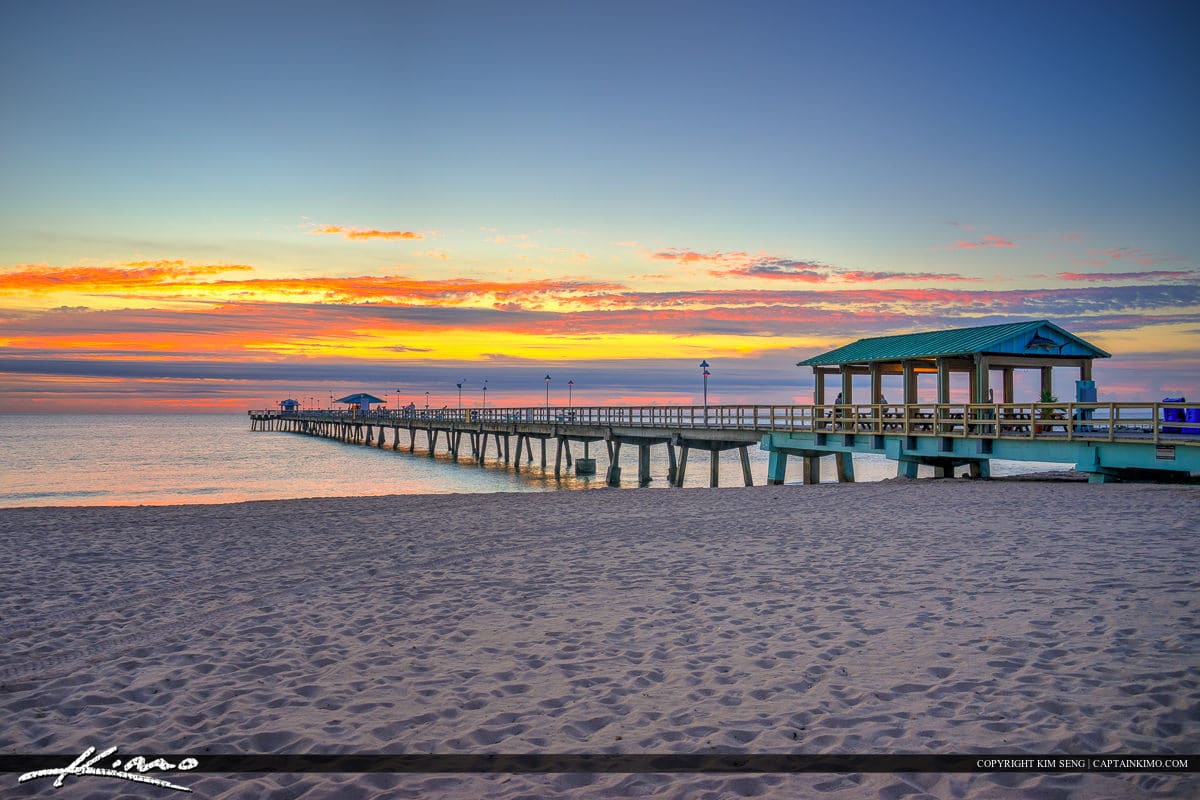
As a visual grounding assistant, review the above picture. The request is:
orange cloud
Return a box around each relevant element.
[0,262,627,308]
[652,249,752,266]
[0,262,253,293]
[308,224,425,241]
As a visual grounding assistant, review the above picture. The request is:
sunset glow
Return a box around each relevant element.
[1,3,1197,412]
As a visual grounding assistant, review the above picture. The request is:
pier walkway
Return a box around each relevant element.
[249,401,1200,485]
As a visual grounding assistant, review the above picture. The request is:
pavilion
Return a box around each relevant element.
[798,320,1110,407]
[334,393,387,412]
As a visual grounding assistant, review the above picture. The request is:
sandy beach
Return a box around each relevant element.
[1,481,1196,799]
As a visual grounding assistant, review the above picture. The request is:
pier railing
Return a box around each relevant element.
[250,402,1200,444]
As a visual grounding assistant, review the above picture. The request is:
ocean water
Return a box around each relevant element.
[0,414,1064,508]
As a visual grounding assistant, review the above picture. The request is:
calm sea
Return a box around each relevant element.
[0,414,1062,508]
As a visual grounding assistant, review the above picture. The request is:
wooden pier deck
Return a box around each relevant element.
[249,401,1200,485]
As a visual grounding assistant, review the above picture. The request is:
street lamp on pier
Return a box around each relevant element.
[482,380,488,410]
[544,374,551,413]
[567,379,574,407]
[425,391,430,412]
[457,379,465,411]
[700,360,710,408]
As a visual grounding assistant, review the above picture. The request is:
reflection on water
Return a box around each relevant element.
[0,414,1064,508]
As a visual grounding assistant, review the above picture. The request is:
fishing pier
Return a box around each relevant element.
[248,321,1200,485]
[249,400,1199,486]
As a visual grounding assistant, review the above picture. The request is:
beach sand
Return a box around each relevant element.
[1,481,1196,799]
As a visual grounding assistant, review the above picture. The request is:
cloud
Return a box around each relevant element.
[652,250,978,284]
[951,234,1016,249]
[650,249,755,268]
[1084,246,1183,267]
[1057,270,1197,282]
[723,261,828,282]
[0,262,626,306]
[307,224,425,241]
[837,270,980,283]
[0,261,253,292]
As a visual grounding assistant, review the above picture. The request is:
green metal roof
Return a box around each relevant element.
[798,320,1111,367]
[335,393,387,404]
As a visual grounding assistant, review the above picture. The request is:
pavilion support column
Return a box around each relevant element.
[767,450,787,485]
[897,459,919,479]
[840,366,854,405]
[975,355,990,403]
[803,456,821,485]
[1081,360,1093,382]
[936,358,951,434]
[1040,366,1054,399]
[1003,368,1015,403]
[835,452,855,483]
[870,363,883,404]
[903,361,918,404]
[813,368,827,406]
[936,358,951,404]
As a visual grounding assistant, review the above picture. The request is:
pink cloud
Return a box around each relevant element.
[1085,246,1181,267]
[952,234,1015,249]
[838,270,980,283]
[1057,270,1197,282]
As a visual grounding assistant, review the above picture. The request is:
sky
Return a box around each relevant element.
[1,0,1198,412]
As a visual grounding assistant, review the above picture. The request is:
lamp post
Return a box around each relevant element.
[425,391,430,412]
[544,374,551,414]
[456,380,465,411]
[395,387,402,418]
[567,379,574,407]
[482,380,488,410]
[700,360,710,408]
